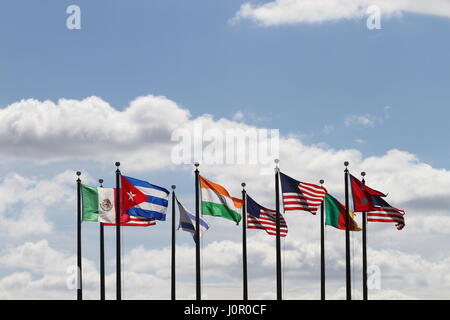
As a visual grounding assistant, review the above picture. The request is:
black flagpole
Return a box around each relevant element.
[274,159,282,300]
[241,182,248,300]
[194,162,201,300]
[320,179,325,301]
[99,179,105,300]
[115,162,122,300]
[76,171,83,300]
[344,161,352,300]
[171,185,176,301]
[361,171,368,300]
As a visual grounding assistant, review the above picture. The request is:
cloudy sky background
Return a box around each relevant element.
[1,0,450,300]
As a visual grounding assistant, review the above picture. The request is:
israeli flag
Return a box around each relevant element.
[176,198,209,240]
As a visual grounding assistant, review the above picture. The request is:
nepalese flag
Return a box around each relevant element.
[350,174,386,212]
[81,185,155,227]
[176,197,209,241]
[246,195,288,237]
[279,172,327,215]
[121,176,170,221]
[367,195,405,230]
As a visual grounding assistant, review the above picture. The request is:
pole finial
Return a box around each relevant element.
[76,171,81,176]
[99,179,103,184]
[241,182,246,188]
[361,171,366,177]
[115,162,120,167]
[320,179,324,185]
[194,162,200,167]
[344,161,349,167]
[171,185,176,190]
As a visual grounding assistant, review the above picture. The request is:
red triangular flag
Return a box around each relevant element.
[121,176,149,212]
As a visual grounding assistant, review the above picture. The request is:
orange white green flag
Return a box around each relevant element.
[200,175,243,224]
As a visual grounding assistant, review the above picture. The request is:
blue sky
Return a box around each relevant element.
[1,1,450,167]
[1,0,450,300]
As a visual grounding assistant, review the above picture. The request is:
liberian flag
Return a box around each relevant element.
[280,172,327,215]
[121,176,169,221]
[80,184,155,226]
[367,195,405,230]
[246,194,288,237]
[200,175,243,224]
[177,197,210,241]
[324,194,361,231]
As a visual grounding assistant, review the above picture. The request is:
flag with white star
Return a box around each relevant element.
[121,175,170,221]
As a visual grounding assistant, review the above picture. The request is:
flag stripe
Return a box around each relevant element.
[280,173,327,215]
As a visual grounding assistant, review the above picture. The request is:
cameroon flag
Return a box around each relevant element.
[325,194,361,231]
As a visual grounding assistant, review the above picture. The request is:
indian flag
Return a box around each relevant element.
[200,176,243,224]
[81,185,117,223]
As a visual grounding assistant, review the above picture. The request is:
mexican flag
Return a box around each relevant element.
[200,176,243,224]
[324,194,361,231]
[81,185,122,224]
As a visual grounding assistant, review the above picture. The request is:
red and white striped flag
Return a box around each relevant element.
[246,195,288,237]
[367,195,405,230]
[280,172,327,215]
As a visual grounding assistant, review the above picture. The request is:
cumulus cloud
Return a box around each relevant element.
[1,94,450,299]
[232,0,450,26]
[0,96,190,170]
[0,171,79,238]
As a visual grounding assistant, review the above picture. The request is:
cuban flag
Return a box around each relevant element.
[121,176,169,221]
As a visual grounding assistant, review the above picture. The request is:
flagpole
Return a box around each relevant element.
[344,161,352,300]
[99,179,105,300]
[194,162,201,300]
[274,159,282,300]
[320,179,325,301]
[76,171,83,300]
[241,182,248,300]
[115,162,122,300]
[361,171,368,300]
[171,185,176,301]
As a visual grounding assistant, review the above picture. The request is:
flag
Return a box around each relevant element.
[81,184,156,226]
[324,194,361,231]
[367,195,405,230]
[176,198,209,240]
[350,174,386,212]
[246,195,288,237]
[81,184,122,223]
[121,176,169,221]
[200,175,243,223]
[280,172,327,215]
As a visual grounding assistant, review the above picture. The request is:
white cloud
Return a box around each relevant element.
[0,96,190,171]
[232,0,450,26]
[0,171,79,238]
[345,114,377,127]
[1,94,450,299]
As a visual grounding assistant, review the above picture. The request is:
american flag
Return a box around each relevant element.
[279,172,327,215]
[246,195,288,237]
[103,215,156,227]
[367,195,405,230]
